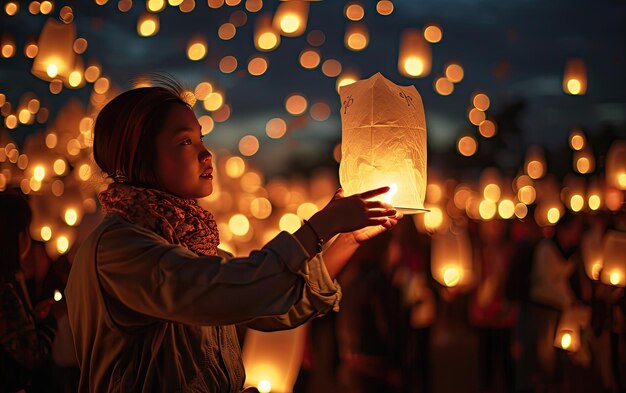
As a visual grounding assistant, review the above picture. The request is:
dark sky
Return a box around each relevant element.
[2,0,626,178]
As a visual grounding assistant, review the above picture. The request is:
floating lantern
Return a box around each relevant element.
[273,0,309,37]
[242,325,307,393]
[563,58,587,95]
[431,228,472,287]
[32,18,76,82]
[569,129,586,151]
[573,146,595,174]
[398,28,431,78]
[601,230,626,287]
[254,13,280,51]
[553,306,590,352]
[344,23,369,51]
[338,72,427,213]
[606,140,626,190]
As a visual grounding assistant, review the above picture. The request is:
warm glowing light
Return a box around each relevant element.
[280,15,300,34]
[514,203,528,219]
[225,156,246,178]
[204,92,224,111]
[187,41,207,61]
[218,23,237,40]
[257,32,279,51]
[457,135,477,156]
[25,43,38,58]
[443,266,461,287]
[483,184,501,202]
[479,200,497,220]
[198,115,214,135]
[566,79,582,95]
[345,3,364,21]
[18,109,31,124]
[423,24,442,43]
[229,214,250,236]
[591,262,601,280]
[219,56,238,73]
[383,183,398,204]
[445,64,464,83]
[322,59,342,77]
[33,166,45,181]
[41,226,52,241]
[404,57,425,77]
[54,290,63,301]
[478,120,496,138]
[56,236,69,254]
[248,56,268,76]
[147,0,166,12]
[94,77,110,94]
[376,0,394,15]
[563,58,587,95]
[53,159,66,175]
[473,93,490,111]
[336,74,357,92]
[570,133,585,150]
[498,199,515,219]
[73,38,88,54]
[527,160,544,179]
[619,174,626,188]
[588,194,601,210]
[257,380,271,393]
[68,71,83,87]
[560,333,572,350]
[239,135,260,156]
[64,208,78,226]
[5,2,18,15]
[310,102,331,121]
[576,157,591,173]
[250,197,272,219]
[468,108,486,126]
[279,213,301,233]
[423,207,443,231]
[434,77,454,95]
[297,202,318,220]
[570,194,584,212]
[46,63,59,78]
[285,94,307,115]
[78,163,92,181]
[345,24,369,51]
[266,118,287,139]
[138,15,159,37]
[547,208,560,224]
[610,272,622,286]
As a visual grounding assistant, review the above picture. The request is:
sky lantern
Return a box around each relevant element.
[553,306,591,352]
[32,18,77,82]
[338,72,427,213]
[273,0,309,37]
[563,58,587,95]
[254,13,280,51]
[242,324,307,393]
[601,230,626,287]
[398,28,431,78]
[344,23,369,51]
[431,227,473,287]
[606,140,626,190]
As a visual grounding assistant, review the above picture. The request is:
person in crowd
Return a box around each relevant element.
[64,76,402,393]
[0,191,60,392]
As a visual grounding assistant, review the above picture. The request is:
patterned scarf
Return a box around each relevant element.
[98,183,219,256]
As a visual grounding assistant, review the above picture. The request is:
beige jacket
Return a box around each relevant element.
[65,214,341,393]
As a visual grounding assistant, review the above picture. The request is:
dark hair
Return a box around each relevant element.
[93,74,190,188]
[0,191,32,282]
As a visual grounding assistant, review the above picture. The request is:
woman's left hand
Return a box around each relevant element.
[350,210,403,243]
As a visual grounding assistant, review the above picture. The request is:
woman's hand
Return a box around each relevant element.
[308,187,398,241]
[350,209,404,243]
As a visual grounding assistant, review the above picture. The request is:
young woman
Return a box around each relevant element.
[65,78,401,392]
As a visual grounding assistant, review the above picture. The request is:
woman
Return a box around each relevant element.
[0,191,58,392]
[65,78,401,392]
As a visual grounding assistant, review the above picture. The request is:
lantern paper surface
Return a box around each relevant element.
[431,228,472,287]
[553,306,591,352]
[32,18,76,81]
[339,72,427,213]
[242,325,307,393]
[601,230,626,287]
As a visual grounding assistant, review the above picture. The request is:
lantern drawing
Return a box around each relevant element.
[606,140,626,190]
[600,230,626,287]
[398,28,431,78]
[272,0,309,37]
[553,306,591,352]
[255,13,281,52]
[338,72,427,213]
[32,18,77,82]
[242,325,307,393]
[563,58,587,95]
[431,227,472,287]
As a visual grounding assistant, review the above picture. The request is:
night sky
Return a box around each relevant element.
[2,0,626,178]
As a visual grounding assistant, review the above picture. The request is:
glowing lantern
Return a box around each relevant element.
[573,147,594,174]
[344,23,369,51]
[581,225,603,280]
[431,228,472,287]
[273,0,309,37]
[553,306,590,352]
[398,28,431,78]
[606,140,626,190]
[563,58,587,95]
[242,325,307,393]
[601,230,626,287]
[32,18,76,82]
[524,146,546,180]
[254,13,280,51]
[338,72,427,213]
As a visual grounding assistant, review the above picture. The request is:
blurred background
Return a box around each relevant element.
[1,0,626,392]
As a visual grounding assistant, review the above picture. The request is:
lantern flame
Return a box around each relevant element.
[443,266,461,287]
[560,332,572,350]
[54,290,63,302]
[383,183,398,204]
[591,261,601,280]
[46,63,58,78]
[610,272,621,286]
[257,380,271,393]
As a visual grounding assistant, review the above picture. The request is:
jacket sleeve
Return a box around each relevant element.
[0,285,57,369]
[95,222,340,327]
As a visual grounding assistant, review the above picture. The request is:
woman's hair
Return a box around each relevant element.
[93,74,190,188]
[0,190,32,282]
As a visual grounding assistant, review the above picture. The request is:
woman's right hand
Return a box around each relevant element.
[308,186,397,241]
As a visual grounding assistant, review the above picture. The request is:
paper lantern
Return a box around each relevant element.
[600,230,626,287]
[573,147,595,174]
[553,306,590,352]
[563,58,587,95]
[398,28,431,78]
[338,72,427,213]
[254,13,280,51]
[606,140,626,190]
[431,228,472,287]
[242,325,307,393]
[272,0,309,37]
[32,18,76,82]
[344,22,369,51]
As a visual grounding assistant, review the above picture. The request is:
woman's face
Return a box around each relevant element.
[154,103,213,198]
